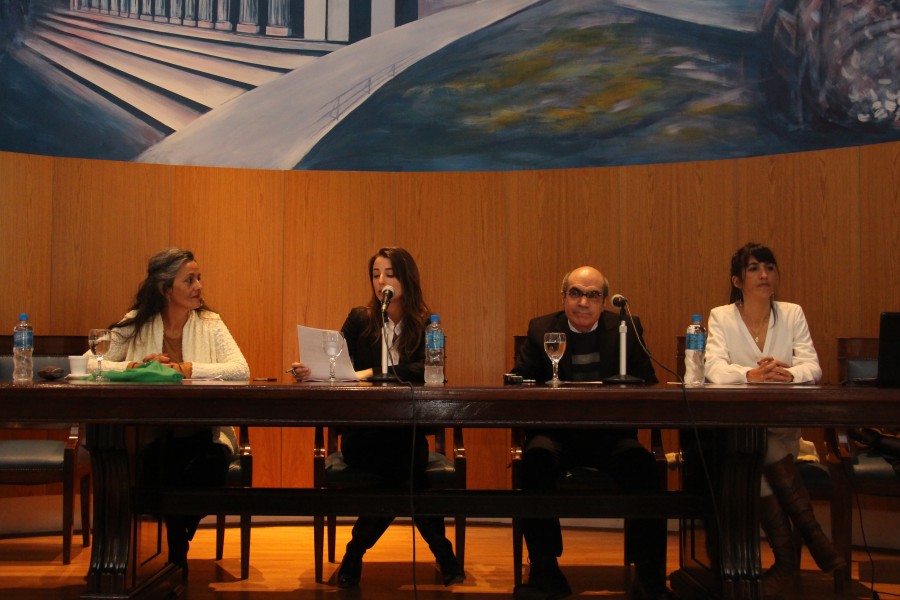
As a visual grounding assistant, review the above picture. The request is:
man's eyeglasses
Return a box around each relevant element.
[566,287,604,301]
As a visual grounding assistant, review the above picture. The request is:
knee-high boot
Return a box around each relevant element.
[759,494,797,599]
[764,455,845,573]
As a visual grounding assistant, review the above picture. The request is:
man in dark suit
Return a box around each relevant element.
[511,266,673,600]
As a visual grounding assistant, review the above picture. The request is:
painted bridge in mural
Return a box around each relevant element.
[13,0,549,157]
[13,0,814,168]
[66,0,420,40]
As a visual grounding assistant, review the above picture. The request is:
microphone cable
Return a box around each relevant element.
[619,302,735,581]
[850,454,900,600]
[379,316,420,597]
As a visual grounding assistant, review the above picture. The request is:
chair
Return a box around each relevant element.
[0,353,91,565]
[312,424,466,583]
[829,337,899,588]
[675,335,848,592]
[510,335,669,586]
[214,425,253,579]
[0,338,251,576]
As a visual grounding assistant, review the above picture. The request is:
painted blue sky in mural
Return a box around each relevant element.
[1,0,899,170]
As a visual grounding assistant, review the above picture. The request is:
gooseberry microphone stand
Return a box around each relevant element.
[602,296,644,385]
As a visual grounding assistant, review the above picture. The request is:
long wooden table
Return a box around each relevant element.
[2,381,899,600]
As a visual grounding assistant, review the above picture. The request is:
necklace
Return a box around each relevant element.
[739,305,770,345]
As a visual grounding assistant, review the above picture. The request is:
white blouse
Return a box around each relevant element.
[704,301,822,384]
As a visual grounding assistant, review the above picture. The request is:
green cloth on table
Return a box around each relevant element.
[99,360,184,383]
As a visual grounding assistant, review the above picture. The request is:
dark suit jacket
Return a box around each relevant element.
[512,309,658,384]
[511,310,658,445]
[341,307,425,383]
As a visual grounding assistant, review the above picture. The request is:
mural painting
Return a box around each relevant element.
[1,0,899,170]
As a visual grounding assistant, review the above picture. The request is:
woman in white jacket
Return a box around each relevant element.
[99,248,249,577]
[705,242,844,598]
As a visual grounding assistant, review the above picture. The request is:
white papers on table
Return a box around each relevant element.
[296,325,359,382]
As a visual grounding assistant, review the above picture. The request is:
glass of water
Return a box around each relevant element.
[88,329,112,382]
[543,332,566,387]
[322,331,344,382]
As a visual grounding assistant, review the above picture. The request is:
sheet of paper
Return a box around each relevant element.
[297,325,359,381]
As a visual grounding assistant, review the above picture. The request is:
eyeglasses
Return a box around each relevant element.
[566,287,604,301]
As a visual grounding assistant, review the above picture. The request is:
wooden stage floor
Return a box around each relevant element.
[0,522,898,599]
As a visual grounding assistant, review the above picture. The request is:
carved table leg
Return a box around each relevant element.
[85,424,131,595]
[83,424,178,599]
[717,427,766,600]
[673,427,765,600]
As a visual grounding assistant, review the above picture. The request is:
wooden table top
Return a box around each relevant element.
[1,381,898,428]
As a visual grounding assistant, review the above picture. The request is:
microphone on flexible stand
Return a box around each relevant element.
[603,294,645,385]
[370,285,399,383]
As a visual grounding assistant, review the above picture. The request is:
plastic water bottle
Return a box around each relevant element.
[13,313,34,383]
[684,314,706,384]
[424,314,445,385]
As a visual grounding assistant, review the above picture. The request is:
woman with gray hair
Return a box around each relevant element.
[98,248,249,577]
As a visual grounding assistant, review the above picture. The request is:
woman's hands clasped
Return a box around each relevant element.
[746,356,795,383]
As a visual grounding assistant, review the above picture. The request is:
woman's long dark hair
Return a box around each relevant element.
[110,248,209,341]
[729,242,779,308]
[362,247,430,361]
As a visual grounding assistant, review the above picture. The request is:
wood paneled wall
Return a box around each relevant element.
[2,142,898,491]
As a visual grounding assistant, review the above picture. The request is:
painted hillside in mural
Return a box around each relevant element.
[1,0,899,170]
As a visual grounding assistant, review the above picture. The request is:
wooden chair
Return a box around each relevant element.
[0,351,90,565]
[312,425,466,583]
[214,425,253,579]
[829,337,899,588]
[510,335,668,585]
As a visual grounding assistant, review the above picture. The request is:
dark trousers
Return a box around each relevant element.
[341,427,453,558]
[152,430,230,562]
[521,430,666,570]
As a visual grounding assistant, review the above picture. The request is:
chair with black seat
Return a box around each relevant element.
[214,425,252,579]
[829,337,899,588]
[510,335,669,586]
[0,353,91,565]
[312,424,466,583]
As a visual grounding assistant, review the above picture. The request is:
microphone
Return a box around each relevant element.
[603,293,644,385]
[371,285,399,383]
[611,294,628,308]
[380,285,395,315]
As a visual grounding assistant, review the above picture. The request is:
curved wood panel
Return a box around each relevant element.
[0,152,54,332]
[50,158,173,334]
[1,141,899,491]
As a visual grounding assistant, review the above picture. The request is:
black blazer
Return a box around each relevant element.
[341,307,425,383]
[512,309,658,384]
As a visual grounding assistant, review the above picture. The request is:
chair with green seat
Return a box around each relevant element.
[0,353,91,565]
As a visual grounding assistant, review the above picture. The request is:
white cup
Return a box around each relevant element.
[68,355,88,376]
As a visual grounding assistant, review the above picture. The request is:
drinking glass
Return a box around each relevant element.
[543,332,566,387]
[88,329,112,382]
[322,331,345,382]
